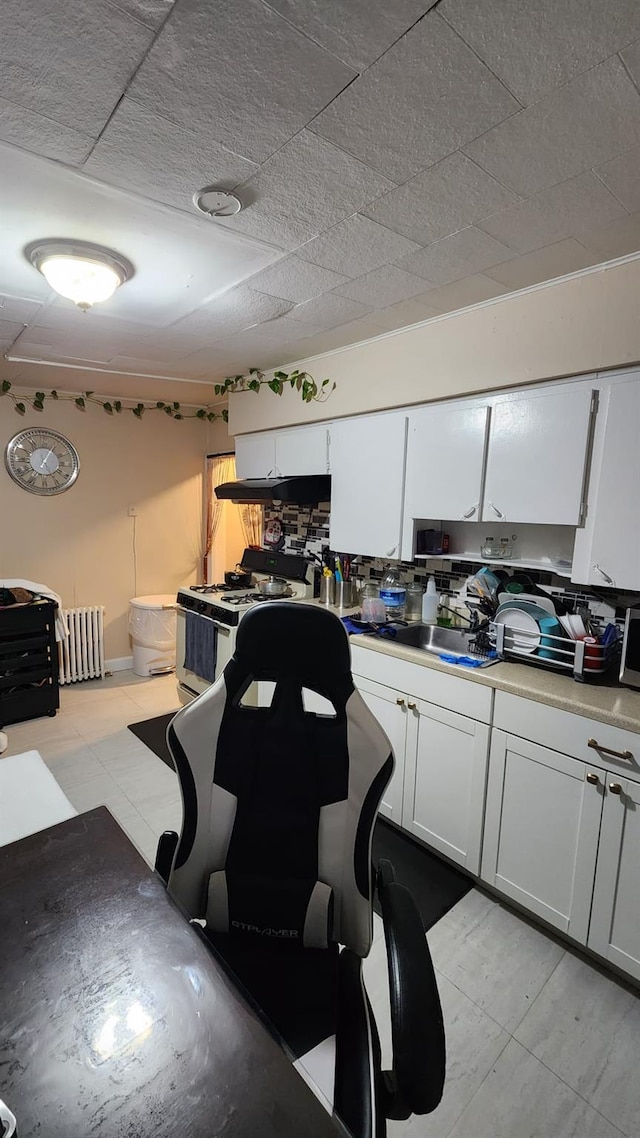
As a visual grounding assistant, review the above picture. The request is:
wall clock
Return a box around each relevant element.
[4,428,80,495]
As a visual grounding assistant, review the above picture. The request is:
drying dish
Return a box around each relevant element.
[494,607,542,653]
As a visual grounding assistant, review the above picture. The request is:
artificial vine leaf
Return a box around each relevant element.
[75,397,85,409]
[114,401,122,412]
[35,391,45,401]
[103,402,113,414]
[196,408,206,419]
[322,378,330,387]
[164,405,172,415]
[222,409,229,422]
[1,380,11,392]
[51,390,58,399]
[33,400,44,411]
[156,401,165,409]
[16,402,25,413]
[84,391,94,397]
[173,402,180,410]
[132,406,143,418]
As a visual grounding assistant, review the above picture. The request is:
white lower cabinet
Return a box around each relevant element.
[354,673,489,872]
[588,775,640,982]
[481,731,602,943]
[482,708,640,983]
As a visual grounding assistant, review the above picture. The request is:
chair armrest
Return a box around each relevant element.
[155,830,179,884]
[376,859,445,1119]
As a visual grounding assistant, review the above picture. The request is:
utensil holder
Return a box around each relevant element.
[320,576,335,606]
[335,580,354,609]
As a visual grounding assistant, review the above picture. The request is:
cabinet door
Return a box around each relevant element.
[402,700,489,873]
[579,378,640,590]
[275,425,329,476]
[329,412,407,558]
[403,402,489,524]
[482,732,602,941]
[589,775,640,982]
[355,677,407,825]
[482,387,594,524]
[235,433,277,478]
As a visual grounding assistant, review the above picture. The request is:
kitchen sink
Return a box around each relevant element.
[392,624,476,657]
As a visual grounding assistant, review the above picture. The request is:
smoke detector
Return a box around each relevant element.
[193,187,243,217]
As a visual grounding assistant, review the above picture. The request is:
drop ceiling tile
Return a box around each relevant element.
[333,265,432,307]
[575,211,640,261]
[310,13,519,183]
[248,257,348,303]
[127,0,355,164]
[264,1,438,71]
[0,320,25,349]
[441,0,640,105]
[297,215,420,277]
[595,147,640,214]
[395,227,515,285]
[107,0,175,31]
[234,131,395,245]
[0,295,43,323]
[478,172,628,255]
[84,98,257,214]
[485,239,597,289]
[0,98,94,164]
[100,354,185,375]
[622,39,640,88]
[287,319,384,357]
[366,293,442,331]
[284,293,373,332]
[464,57,640,197]
[213,208,316,253]
[168,287,294,345]
[0,0,154,136]
[362,151,519,245]
[409,273,510,314]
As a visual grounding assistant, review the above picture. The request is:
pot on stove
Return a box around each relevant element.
[256,576,289,598]
[225,565,253,589]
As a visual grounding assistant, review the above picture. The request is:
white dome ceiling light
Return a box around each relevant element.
[25,239,134,310]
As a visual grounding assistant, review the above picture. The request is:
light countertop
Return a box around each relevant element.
[348,633,640,734]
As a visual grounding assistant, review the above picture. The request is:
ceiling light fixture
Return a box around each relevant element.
[24,239,134,310]
[193,187,243,217]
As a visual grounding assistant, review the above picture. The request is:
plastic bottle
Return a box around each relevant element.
[421,577,438,625]
[379,566,406,621]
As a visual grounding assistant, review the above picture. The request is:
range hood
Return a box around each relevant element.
[215,475,331,504]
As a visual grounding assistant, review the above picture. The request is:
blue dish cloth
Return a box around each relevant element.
[184,610,217,683]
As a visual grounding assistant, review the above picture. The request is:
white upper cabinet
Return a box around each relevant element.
[482,386,594,525]
[274,425,329,476]
[403,402,489,523]
[572,375,640,590]
[235,432,276,478]
[329,412,407,558]
[234,425,328,478]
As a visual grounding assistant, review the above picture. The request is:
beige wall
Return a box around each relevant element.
[0,398,206,659]
[229,257,640,434]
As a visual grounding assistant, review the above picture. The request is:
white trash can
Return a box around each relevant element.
[129,595,177,677]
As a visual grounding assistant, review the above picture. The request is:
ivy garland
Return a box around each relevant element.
[0,368,334,421]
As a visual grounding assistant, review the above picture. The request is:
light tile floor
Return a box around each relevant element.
[3,671,639,1138]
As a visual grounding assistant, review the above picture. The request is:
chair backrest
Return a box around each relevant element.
[166,603,393,956]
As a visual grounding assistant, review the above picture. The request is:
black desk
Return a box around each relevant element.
[0,808,343,1137]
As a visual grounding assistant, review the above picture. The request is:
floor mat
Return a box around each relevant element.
[127,712,178,770]
[372,817,472,931]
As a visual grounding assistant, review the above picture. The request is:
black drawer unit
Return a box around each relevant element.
[0,601,60,726]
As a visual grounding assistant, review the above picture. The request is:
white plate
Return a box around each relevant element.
[495,607,541,653]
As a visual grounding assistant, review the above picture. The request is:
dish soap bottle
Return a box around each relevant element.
[421,576,438,625]
[379,566,406,621]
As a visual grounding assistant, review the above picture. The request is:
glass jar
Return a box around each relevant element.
[380,566,406,621]
[405,583,424,622]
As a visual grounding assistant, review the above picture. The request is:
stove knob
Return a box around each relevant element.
[197,600,207,613]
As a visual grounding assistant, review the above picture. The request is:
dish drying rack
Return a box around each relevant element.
[490,621,621,683]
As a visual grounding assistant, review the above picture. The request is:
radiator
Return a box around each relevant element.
[58,606,106,684]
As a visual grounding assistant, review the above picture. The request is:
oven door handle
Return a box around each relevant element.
[177,606,231,630]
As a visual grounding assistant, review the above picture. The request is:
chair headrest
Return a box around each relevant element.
[231,602,351,689]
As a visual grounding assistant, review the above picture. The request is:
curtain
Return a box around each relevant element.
[204,454,236,581]
[240,503,264,549]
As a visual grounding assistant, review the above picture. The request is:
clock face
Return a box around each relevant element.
[4,429,80,495]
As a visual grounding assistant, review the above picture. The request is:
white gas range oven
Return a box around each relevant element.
[175,548,316,704]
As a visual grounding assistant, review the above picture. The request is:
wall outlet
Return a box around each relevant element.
[128,506,138,517]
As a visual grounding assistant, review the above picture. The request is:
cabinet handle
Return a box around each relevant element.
[609,782,622,795]
[386,546,397,557]
[489,502,505,519]
[462,505,476,519]
[586,772,599,785]
[396,698,405,707]
[594,564,614,585]
[588,738,633,762]
[407,702,417,711]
